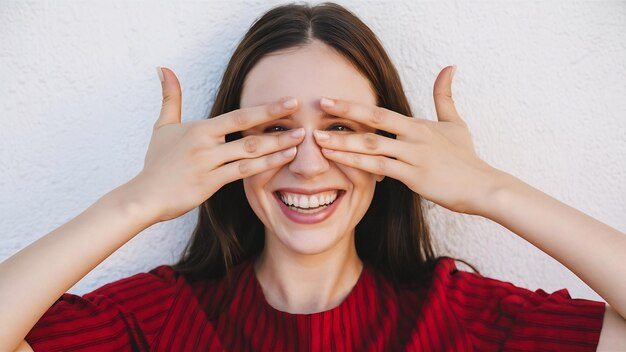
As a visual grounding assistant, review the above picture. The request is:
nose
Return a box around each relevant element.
[288,130,330,178]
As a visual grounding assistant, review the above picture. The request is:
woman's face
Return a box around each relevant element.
[240,40,382,256]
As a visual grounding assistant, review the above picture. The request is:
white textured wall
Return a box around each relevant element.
[1,1,624,302]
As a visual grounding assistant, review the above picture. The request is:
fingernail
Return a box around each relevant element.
[156,66,165,83]
[450,65,457,80]
[320,97,335,108]
[321,148,334,154]
[314,130,330,140]
[282,147,297,157]
[290,128,305,138]
[282,98,297,109]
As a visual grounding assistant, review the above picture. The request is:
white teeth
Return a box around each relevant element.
[290,205,328,214]
[292,194,299,207]
[277,190,339,209]
[299,196,309,208]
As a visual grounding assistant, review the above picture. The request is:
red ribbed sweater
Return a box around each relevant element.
[25,257,605,351]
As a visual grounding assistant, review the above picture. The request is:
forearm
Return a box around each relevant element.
[480,169,626,319]
[0,178,158,351]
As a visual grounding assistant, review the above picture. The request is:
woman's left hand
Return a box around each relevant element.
[313,65,501,216]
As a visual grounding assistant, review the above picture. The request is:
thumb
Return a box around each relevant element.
[154,66,182,130]
[433,65,464,125]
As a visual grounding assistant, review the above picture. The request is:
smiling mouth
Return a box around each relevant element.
[274,190,344,214]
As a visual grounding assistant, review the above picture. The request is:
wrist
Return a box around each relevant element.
[472,166,519,219]
[105,175,162,227]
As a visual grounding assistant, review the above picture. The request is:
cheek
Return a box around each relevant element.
[333,163,377,226]
[333,163,377,191]
[243,169,280,209]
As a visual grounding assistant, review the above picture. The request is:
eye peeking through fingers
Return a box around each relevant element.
[262,123,357,134]
[327,124,354,132]
[263,125,289,133]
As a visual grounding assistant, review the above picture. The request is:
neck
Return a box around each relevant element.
[253,231,363,314]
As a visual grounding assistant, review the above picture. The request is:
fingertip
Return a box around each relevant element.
[450,65,457,81]
[158,67,180,86]
[290,127,305,138]
[281,146,297,158]
[313,130,330,140]
[281,97,298,110]
[156,66,165,83]
[320,97,335,108]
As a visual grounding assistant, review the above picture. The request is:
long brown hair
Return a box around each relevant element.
[173,3,467,294]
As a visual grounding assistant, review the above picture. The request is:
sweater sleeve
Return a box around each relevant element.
[443,258,606,351]
[24,265,177,352]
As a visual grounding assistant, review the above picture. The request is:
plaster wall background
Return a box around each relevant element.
[1,0,624,302]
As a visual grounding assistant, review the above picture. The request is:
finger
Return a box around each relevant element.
[209,146,297,185]
[207,97,299,137]
[320,148,413,183]
[433,65,464,125]
[319,97,417,137]
[212,128,305,166]
[154,67,182,130]
[313,130,409,160]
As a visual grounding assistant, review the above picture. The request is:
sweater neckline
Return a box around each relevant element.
[244,259,370,318]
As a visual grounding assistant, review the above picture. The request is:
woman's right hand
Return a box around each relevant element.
[131,67,304,223]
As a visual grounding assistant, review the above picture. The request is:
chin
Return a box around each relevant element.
[271,225,349,256]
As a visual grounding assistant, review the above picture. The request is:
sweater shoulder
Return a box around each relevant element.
[84,264,180,299]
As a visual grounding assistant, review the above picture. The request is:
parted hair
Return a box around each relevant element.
[172,3,464,302]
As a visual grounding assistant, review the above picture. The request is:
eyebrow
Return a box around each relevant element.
[267,114,373,131]
[249,113,370,133]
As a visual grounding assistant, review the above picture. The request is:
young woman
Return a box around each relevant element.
[2,3,625,351]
